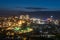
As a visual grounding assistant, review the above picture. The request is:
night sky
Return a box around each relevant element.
[0,0,60,11]
[0,0,60,18]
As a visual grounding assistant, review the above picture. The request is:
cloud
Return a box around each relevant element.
[23,7,48,11]
[14,7,47,12]
[1,6,60,11]
[25,7,47,10]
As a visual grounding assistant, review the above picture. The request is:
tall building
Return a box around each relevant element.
[20,14,30,20]
[25,15,30,20]
[20,15,25,19]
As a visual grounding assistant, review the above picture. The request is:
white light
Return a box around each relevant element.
[51,16,53,18]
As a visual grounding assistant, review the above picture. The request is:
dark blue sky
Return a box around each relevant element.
[0,0,60,11]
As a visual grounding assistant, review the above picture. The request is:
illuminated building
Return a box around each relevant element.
[30,18,46,24]
[54,20,59,25]
[4,18,7,20]
[8,17,12,20]
[20,14,30,20]
[15,16,18,19]
[30,18,37,23]
[25,15,30,20]
[8,22,12,26]
[18,20,25,26]
[20,15,25,19]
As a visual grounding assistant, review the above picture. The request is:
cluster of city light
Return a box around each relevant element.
[0,15,30,27]
[0,15,60,34]
[0,15,59,28]
[13,27,33,34]
[0,15,34,34]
